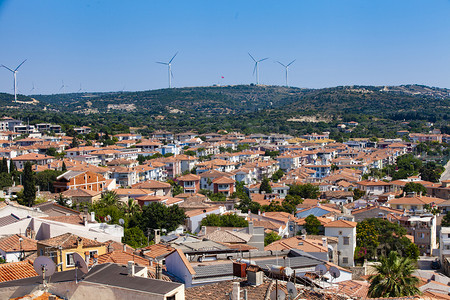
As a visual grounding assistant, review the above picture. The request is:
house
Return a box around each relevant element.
[324,220,357,267]
[440,227,450,274]
[387,193,445,214]
[12,153,54,170]
[132,180,172,196]
[212,176,235,196]
[0,263,185,300]
[53,170,107,193]
[177,174,201,194]
[351,205,404,222]
[397,215,437,255]
[0,234,37,262]
[37,233,107,271]
[356,180,392,196]
[61,188,102,205]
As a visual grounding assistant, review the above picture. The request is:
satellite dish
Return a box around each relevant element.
[270,289,286,300]
[301,229,307,235]
[286,282,297,298]
[315,264,328,276]
[329,266,341,279]
[33,256,56,278]
[119,218,125,225]
[106,215,111,222]
[73,253,89,274]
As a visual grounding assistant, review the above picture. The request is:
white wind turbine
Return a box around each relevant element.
[277,59,296,87]
[156,52,178,88]
[1,59,27,102]
[248,53,268,85]
[59,80,68,93]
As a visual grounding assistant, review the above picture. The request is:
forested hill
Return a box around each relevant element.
[28,84,450,122]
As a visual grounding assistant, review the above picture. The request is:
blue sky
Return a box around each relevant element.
[0,0,450,94]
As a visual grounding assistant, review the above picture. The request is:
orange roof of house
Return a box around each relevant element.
[97,250,149,266]
[141,244,175,259]
[132,180,171,189]
[388,195,446,206]
[0,234,37,252]
[324,219,357,228]
[37,233,104,249]
[12,153,54,161]
[264,236,328,252]
[212,176,235,184]
[177,174,201,181]
[0,260,38,282]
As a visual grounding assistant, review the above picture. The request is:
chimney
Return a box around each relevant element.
[301,234,306,240]
[231,282,240,300]
[154,229,161,244]
[258,209,261,216]
[248,221,254,235]
[248,209,251,215]
[123,244,127,252]
[262,212,266,216]
[322,237,327,248]
[127,261,135,277]
[84,251,90,264]
[83,216,88,226]
[90,212,95,222]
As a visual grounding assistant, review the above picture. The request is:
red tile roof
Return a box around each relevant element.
[0,260,38,282]
[324,219,357,228]
[0,234,37,252]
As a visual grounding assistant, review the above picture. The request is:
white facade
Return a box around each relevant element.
[324,225,356,267]
[439,227,450,261]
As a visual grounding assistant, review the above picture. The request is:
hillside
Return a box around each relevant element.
[30,85,450,121]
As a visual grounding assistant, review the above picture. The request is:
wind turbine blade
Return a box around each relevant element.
[1,65,14,73]
[14,59,27,71]
[258,57,269,62]
[248,53,256,62]
[252,63,257,75]
[277,61,287,68]
[171,70,174,79]
[169,52,178,64]
[287,59,296,67]
[156,62,168,65]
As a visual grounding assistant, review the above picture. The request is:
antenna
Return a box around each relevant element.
[277,59,295,87]
[156,52,178,88]
[33,256,56,287]
[248,53,268,85]
[286,282,297,299]
[1,59,27,102]
[73,252,89,284]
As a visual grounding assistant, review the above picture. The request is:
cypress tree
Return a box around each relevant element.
[9,160,15,174]
[62,161,67,172]
[23,162,36,207]
[1,158,8,173]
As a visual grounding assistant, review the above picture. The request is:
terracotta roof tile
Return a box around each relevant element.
[0,260,38,282]
[0,234,37,252]
[37,233,104,249]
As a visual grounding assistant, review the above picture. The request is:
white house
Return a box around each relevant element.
[440,227,450,263]
[324,220,357,267]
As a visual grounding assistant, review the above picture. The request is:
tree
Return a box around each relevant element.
[304,215,321,235]
[45,147,57,157]
[0,158,8,173]
[259,177,272,194]
[368,251,420,298]
[61,161,67,172]
[264,232,281,246]
[403,182,427,196]
[56,193,70,207]
[70,136,79,148]
[136,202,186,234]
[442,211,450,227]
[122,227,148,248]
[0,173,13,189]
[124,198,141,218]
[22,162,36,207]
[200,213,248,227]
[289,183,320,199]
[357,218,419,260]
[9,160,15,174]
[167,179,183,196]
[100,191,120,206]
[353,188,365,200]
[271,169,284,182]
[35,170,63,192]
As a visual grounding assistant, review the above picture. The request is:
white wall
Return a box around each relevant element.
[324,227,356,267]
[165,251,193,288]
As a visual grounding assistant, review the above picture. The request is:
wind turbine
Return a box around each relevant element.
[156,52,178,88]
[59,80,68,93]
[277,59,296,87]
[77,83,82,93]
[30,82,36,94]
[248,53,268,85]
[1,59,27,102]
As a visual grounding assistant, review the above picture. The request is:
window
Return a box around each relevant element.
[420,233,425,239]
[338,231,343,235]
[447,234,450,238]
[89,250,97,258]
[343,237,350,245]
[342,257,349,264]
[66,253,75,267]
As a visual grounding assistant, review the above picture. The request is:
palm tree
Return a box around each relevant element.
[368,251,421,298]
[101,191,119,206]
[125,198,140,217]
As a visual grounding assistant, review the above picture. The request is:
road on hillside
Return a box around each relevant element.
[440,159,450,182]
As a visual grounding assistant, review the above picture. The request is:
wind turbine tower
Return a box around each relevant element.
[1,59,27,102]
[156,52,178,88]
[277,59,296,87]
[248,53,268,85]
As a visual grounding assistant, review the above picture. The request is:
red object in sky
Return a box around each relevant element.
[221,76,224,78]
